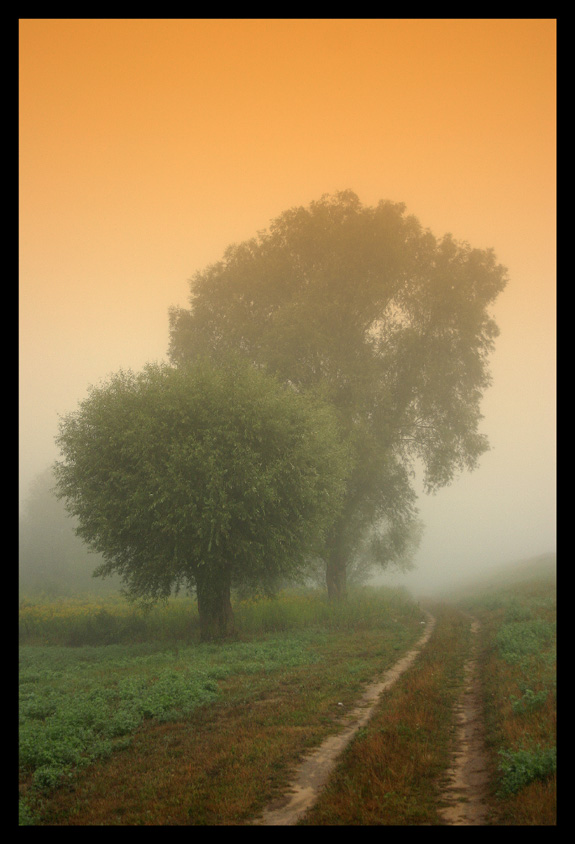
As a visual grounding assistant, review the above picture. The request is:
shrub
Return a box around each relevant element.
[497,746,556,796]
[510,688,548,714]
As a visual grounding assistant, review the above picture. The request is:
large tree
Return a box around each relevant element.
[54,358,350,639]
[169,191,508,599]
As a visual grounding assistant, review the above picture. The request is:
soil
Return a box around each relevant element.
[437,617,493,825]
[253,613,436,825]
[253,612,493,826]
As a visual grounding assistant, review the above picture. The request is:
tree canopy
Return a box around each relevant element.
[54,359,350,639]
[169,191,508,597]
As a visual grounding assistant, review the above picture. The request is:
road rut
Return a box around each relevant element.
[438,617,492,825]
[253,612,436,826]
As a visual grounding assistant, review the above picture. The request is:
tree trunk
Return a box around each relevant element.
[326,545,347,602]
[195,565,236,642]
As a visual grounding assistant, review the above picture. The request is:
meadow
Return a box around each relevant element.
[19,586,424,825]
[457,572,557,825]
[19,563,556,826]
[299,565,556,825]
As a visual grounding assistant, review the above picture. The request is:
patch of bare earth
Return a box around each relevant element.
[252,613,436,826]
[438,617,493,825]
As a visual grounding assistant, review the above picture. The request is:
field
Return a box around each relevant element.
[455,566,557,825]
[19,560,556,825]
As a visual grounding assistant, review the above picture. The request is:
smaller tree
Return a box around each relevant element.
[54,358,350,640]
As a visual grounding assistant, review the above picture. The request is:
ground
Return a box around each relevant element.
[254,612,493,826]
[437,617,493,825]
[253,614,437,825]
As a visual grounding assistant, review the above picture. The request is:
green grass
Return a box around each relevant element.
[19,571,556,826]
[19,585,425,825]
[456,574,556,824]
[19,585,420,645]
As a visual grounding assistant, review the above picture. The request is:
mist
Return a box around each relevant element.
[19,20,556,597]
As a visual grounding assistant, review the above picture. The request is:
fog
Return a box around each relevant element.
[19,20,556,595]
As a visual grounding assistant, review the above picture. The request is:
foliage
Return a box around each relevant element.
[169,191,507,595]
[510,687,548,714]
[497,746,557,797]
[495,618,556,666]
[54,357,350,638]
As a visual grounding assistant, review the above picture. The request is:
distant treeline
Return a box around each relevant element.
[19,466,121,596]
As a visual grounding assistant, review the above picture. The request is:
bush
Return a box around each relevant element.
[497,746,556,796]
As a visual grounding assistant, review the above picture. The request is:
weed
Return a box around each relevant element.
[510,688,548,714]
[495,619,555,665]
[497,746,556,796]
[19,798,39,826]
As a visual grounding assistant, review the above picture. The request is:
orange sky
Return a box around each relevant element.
[19,19,556,589]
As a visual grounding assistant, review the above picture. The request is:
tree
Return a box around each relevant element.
[54,358,350,640]
[169,191,507,599]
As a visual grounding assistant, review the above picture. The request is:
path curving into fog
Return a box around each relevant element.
[252,612,436,826]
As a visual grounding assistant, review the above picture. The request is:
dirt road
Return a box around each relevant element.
[253,613,436,825]
[253,611,492,826]
[437,617,492,825]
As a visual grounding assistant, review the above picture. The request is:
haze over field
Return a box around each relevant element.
[19,19,556,594]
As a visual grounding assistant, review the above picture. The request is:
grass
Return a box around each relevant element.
[295,572,556,826]
[19,586,420,645]
[298,603,472,825]
[455,574,557,825]
[19,593,197,646]
[19,585,425,825]
[19,570,556,826]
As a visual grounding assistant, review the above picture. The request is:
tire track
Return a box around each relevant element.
[252,612,436,826]
[438,616,492,825]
